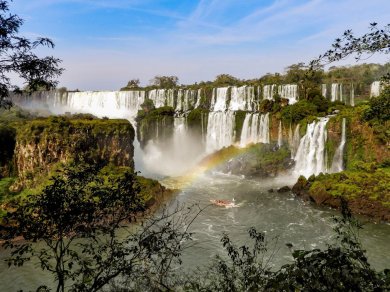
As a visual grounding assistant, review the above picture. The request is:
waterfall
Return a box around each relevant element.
[350,84,355,106]
[290,124,300,158]
[64,91,146,119]
[263,85,276,100]
[206,111,235,153]
[330,118,346,173]
[194,89,202,108]
[183,90,197,112]
[148,89,167,108]
[293,117,329,177]
[239,113,269,147]
[331,83,341,102]
[278,84,298,104]
[321,84,327,98]
[176,90,184,111]
[211,87,229,111]
[229,86,255,111]
[370,81,381,97]
[277,121,283,147]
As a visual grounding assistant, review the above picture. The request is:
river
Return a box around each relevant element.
[1,171,390,291]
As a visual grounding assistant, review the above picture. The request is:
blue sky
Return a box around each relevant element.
[10,0,390,90]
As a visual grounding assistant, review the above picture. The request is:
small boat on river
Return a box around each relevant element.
[210,198,236,208]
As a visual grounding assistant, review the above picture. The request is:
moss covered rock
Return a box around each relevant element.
[136,106,175,148]
[13,116,134,190]
[292,166,390,222]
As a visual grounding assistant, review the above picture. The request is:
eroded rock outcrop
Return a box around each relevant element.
[13,116,134,190]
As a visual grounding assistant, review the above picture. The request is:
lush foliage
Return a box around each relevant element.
[363,85,390,121]
[149,75,179,88]
[312,23,390,66]
[186,202,390,291]
[213,74,241,87]
[0,0,62,108]
[280,100,318,123]
[1,163,192,292]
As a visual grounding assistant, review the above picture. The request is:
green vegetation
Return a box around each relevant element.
[293,164,390,222]
[187,108,209,136]
[234,110,246,141]
[1,162,184,292]
[0,0,62,108]
[136,106,175,147]
[186,203,389,291]
[201,143,292,178]
[149,75,179,88]
[363,85,390,121]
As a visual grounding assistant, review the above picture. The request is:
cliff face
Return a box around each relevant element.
[13,117,134,190]
[136,107,175,148]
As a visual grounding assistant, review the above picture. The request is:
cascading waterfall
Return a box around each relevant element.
[370,81,381,97]
[239,113,270,147]
[263,85,276,100]
[290,124,301,158]
[65,91,146,119]
[194,89,202,108]
[229,86,255,111]
[278,84,298,104]
[331,83,343,102]
[321,84,327,98]
[350,84,355,106]
[206,111,235,153]
[330,118,347,173]
[148,89,169,108]
[293,117,329,177]
[176,90,184,112]
[183,90,197,112]
[277,121,283,147]
[211,87,229,111]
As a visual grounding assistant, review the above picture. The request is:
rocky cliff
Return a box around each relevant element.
[13,116,134,190]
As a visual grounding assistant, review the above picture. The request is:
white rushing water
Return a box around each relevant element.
[229,86,255,111]
[211,87,229,111]
[239,113,270,147]
[370,81,382,97]
[263,84,276,100]
[293,117,329,177]
[290,124,301,158]
[330,118,347,173]
[321,84,327,99]
[331,83,343,102]
[350,84,355,107]
[206,111,235,153]
[278,84,298,104]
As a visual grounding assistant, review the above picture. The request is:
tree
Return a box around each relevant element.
[126,78,140,88]
[0,0,63,108]
[1,162,195,291]
[150,75,179,88]
[284,63,324,99]
[213,74,240,86]
[311,23,390,67]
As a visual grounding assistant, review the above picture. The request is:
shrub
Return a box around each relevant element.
[281,100,318,123]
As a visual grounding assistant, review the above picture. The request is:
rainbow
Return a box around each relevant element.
[160,144,254,189]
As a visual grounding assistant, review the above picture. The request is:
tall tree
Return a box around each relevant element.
[0,0,63,108]
[150,75,179,88]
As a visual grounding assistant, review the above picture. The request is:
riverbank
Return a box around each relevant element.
[292,165,390,222]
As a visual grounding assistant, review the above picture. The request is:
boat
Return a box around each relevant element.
[210,198,235,208]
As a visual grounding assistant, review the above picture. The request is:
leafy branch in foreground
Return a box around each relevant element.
[310,23,390,68]
[0,163,200,292]
[266,199,390,291]
[0,0,63,108]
